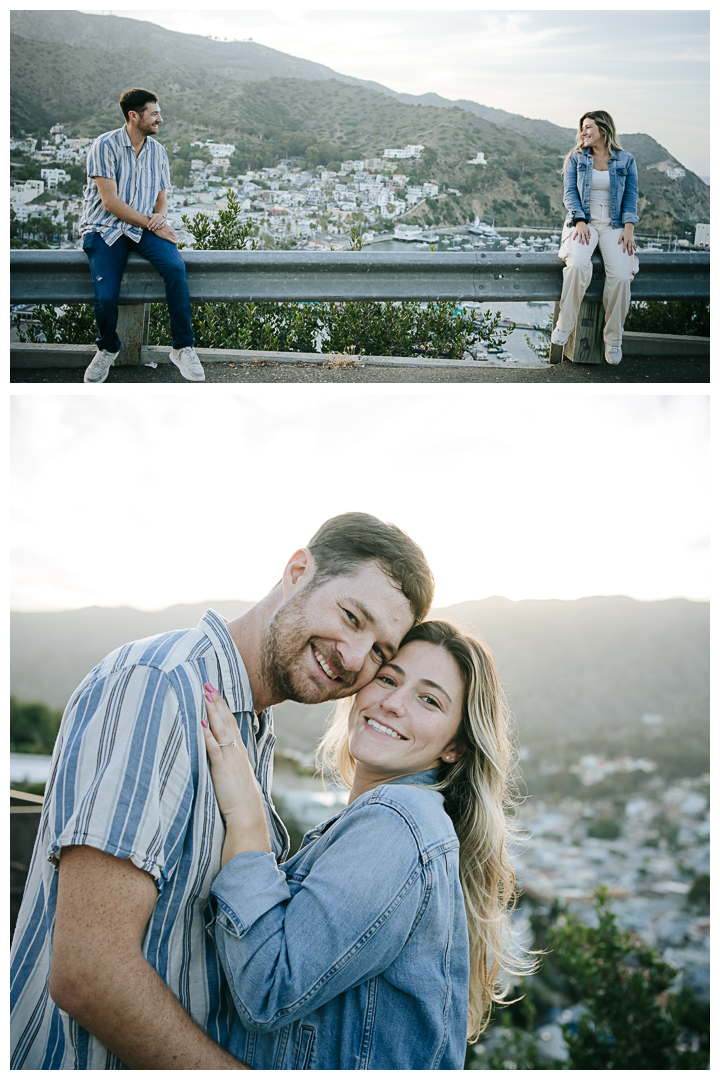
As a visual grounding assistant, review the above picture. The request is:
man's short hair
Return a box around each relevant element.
[307,512,434,623]
[119,88,158,122]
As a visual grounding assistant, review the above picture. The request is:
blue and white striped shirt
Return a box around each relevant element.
[80,126,171,246]
[10,610,288,1070]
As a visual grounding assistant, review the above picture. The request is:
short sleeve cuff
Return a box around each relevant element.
[47,836,169,889]
[209,850,290,936]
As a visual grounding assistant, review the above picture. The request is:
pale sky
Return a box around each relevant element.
[10,391,709,613]
[94,6,710,179]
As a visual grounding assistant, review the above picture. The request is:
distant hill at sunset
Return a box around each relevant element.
[11,595,708,774]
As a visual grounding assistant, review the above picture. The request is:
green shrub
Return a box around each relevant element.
[13,302,96,344]
[687,873,710,914]
[10,697,63,755]
[624,300,710,337]
[149,298,322,353]
[468,888,709,1070]
[149,298,504,359]
[178,190,258,252]
[548,887,709,1069]
[586,818,621,840]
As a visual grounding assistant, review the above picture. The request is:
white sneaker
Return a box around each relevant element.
[169,345,205,382]
[605,345,622,365]
[84,348,120,384]
[550,327,571,346]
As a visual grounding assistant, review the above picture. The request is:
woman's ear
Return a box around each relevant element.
[442,741,466,764]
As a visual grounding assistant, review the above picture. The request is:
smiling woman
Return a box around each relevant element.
[346,637,466,781]
[201,619,533,1068]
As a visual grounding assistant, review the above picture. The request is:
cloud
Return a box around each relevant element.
[11,394,709,610]
[125,9,709,172]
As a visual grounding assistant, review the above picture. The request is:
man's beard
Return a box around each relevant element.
[260,592,353,705]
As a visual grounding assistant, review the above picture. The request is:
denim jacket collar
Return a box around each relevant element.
[385,768,439,788]
[580,148,621,163]
[302,769,440,843]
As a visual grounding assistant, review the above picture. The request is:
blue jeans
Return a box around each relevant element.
[82,230,193,352]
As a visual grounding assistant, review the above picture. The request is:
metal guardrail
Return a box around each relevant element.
[10,249,710,305]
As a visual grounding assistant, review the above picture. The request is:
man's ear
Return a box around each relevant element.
[281,547,316,598]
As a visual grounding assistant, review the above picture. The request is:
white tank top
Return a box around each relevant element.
[589,168,611,222]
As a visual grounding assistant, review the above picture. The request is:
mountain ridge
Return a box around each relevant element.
[11,596,709,761]
[10,12,709,231]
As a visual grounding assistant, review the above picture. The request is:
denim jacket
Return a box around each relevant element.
[563,148,639,229]
[207,770,469,1070]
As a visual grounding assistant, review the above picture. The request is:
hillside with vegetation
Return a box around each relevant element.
[10,12,710,234]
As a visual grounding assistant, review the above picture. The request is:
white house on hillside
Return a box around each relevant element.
[41,168,71,189]
[383,144,424,160]
[11,178,44,204]
[206,142,236,159]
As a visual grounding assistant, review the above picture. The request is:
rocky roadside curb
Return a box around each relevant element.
[12,354,709,384]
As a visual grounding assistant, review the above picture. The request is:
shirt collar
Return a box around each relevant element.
[119,125,148,156]
[198,608,256,715]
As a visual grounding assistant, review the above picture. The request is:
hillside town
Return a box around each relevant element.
[514,767,710,1001]
[11,124,711,254]
[11,125,460,249]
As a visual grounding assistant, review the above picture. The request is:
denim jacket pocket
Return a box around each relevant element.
[293,1026,316,1069]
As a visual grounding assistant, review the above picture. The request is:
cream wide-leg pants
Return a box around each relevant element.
[555,214,639,346]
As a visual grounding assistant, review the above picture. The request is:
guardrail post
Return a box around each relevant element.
[563,298,604,364]
[116,303,150,365]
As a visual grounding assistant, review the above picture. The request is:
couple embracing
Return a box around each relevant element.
[11,513,529,1070]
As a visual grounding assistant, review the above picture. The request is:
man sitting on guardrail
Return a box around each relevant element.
[79,87,204,383]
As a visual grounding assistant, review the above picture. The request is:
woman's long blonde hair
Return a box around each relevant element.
[562,109,624,173]
[317,619,536,1041]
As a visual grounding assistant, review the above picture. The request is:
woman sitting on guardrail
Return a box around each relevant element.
[552,110,639,364]
[200,620,533,1069]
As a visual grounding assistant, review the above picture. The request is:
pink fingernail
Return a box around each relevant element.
[201,718,208,728]
[204,682,213,691]
[205,692,213,703]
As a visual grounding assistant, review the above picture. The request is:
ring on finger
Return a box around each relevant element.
[218,740,237,748]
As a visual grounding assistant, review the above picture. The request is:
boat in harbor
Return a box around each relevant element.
[466,215,500,239]
[393,224,440,243]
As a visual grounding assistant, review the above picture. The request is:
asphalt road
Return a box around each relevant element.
[12,355,709,384]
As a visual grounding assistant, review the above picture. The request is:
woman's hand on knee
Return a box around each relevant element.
[571,222,591,245]
[618,226,636,255]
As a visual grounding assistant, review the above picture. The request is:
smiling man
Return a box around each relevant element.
[80,87,204,384]
[10,513,433,1070]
